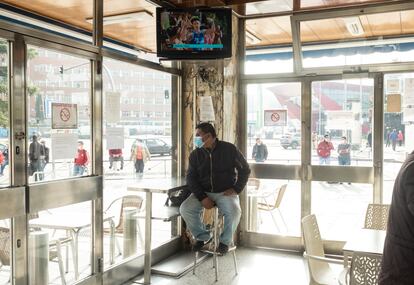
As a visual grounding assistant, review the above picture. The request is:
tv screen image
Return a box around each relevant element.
[156,8,232,59]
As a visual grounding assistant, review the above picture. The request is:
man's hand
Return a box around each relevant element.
[223,188,237,196]
[201,197,215,209]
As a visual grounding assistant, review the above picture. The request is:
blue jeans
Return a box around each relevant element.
[180,192,241,246]
[319,157,331,165]
[73,165,85,176]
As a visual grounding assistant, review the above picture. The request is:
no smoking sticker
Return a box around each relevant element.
[52,103,77,129]
[264,110,287,126]
[60,108,71,122]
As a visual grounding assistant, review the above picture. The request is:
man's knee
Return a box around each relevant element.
[179,195,198,217]
[220,200,241,218]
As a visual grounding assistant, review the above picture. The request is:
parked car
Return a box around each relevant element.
[132,138,171,156]
[280,133,301,149]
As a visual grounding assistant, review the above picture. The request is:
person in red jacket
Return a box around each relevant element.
[317,134,334,165]
[74,141,89,176]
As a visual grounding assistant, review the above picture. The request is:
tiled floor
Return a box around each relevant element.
[124,247,310,285]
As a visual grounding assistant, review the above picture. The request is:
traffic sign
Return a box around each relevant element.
[52,103,78,129]
[264,110,287,126]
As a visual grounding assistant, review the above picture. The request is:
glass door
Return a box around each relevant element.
[244,81,302,247]
[383,72,414,203]
[310,77,375,243]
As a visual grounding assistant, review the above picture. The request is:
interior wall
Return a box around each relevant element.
[181,15,242,170]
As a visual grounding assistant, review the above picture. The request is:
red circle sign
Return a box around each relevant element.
[60,108,71,122]
[271,113,280,122]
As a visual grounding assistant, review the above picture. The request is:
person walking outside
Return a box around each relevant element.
[379,150,414,284]
[109,148,124,170]
[389,129,398,151]
[397,130,404,147]
[337,136,351,166]
[385,128,391,148]
[73,141,89,176]
[39,140,49,180]
[130,139,150,175]
[29,135,45,181]
[252,138,268,162]
[180,122,250,255]
[317,134,334,165]
[0,146,8,176]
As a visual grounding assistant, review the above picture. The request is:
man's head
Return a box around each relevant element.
[78,141,84,149]
[341,136,347,143]
[195,122,216,148]
[323,134,329,141]
[32,135,38,141]
[40,140,46,145]
[256,138,262,145]
[191,17,201,31]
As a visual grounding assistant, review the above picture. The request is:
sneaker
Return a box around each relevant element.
[192,238,212,252]
[216,243,229,255]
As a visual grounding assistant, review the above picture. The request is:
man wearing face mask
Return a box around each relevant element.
[180,122,250,255]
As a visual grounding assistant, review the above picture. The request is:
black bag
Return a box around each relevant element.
[165,186,191,207]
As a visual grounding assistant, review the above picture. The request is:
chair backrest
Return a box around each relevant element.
[364,204,390,230]
[274,184,287,208]
[117,195,144,231]
[302,214,330,284]
[349,252,382,285]
[247,178,260,190]
[0,227,10,266]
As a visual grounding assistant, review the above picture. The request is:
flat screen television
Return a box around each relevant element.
[156,7,232,59]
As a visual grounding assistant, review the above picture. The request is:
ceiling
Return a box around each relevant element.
[1,0,412,52]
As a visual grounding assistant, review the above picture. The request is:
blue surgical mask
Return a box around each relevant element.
[194,136,204,148]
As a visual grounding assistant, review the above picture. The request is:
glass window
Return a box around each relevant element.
[0,39,10,187]
[0,218,11,283]
[245,16,293,74]
[301,0,386,9]
[311,79,374,166]
[311,181,372,241]
[26,46,92,183]
[247,82,301,165]
[383,73,414,203]
[300,10,414,68]
[102,58,174,269]
[247,179,300,237]
[28,202,92,284]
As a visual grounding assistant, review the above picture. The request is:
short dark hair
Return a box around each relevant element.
[342,136,347,140]
[196,122,217,138]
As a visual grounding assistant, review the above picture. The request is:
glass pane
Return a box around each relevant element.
[27,46,92,183]
[0,39,10,187]
[311,79,374,166]
[245,16,293,74]
[311,181,372,241]
[300,10,414,68]
[247,83,301,165]
[247,179,300,236]
[383,73,414,203]
[0,219,11,283]
[28,202,92,284]
[102,58,174,268]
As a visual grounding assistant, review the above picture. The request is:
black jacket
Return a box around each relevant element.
[186,139,251,201]
[380,152,414,284]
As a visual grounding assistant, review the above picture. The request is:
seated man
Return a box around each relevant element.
[108,148,124,170]
[180,122,250,255]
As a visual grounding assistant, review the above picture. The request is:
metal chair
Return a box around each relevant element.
[104,195,144,256]
[192,207,238,282]
[302,215,346,285]
[257,184,288,232]
[364,204,390,231]
[0,227,69,285]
